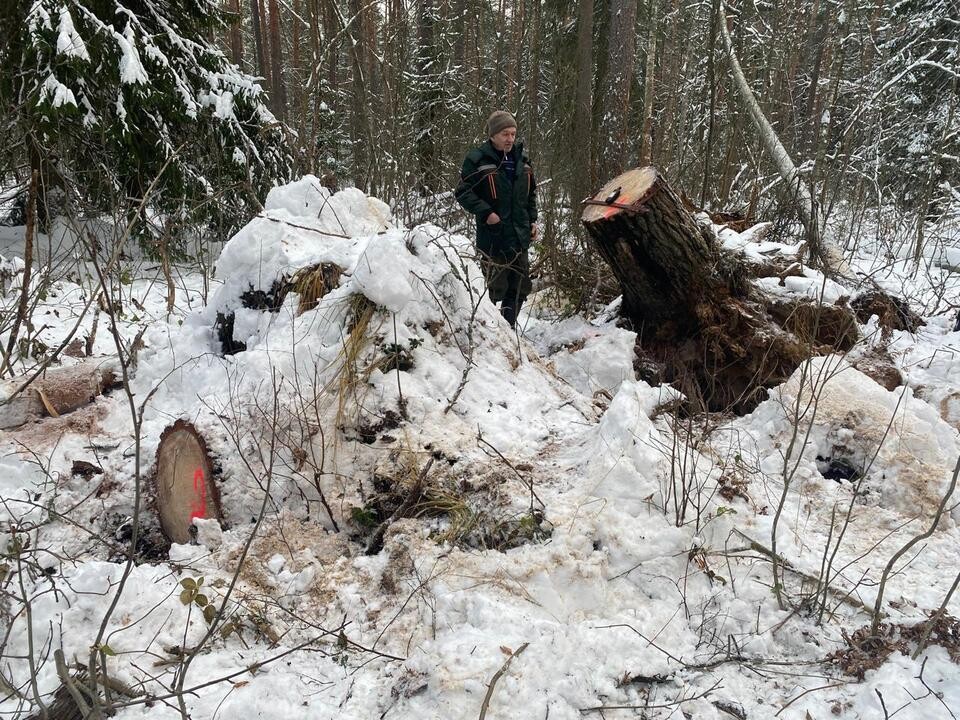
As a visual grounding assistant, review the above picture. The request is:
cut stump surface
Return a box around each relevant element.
[154,420,220,544]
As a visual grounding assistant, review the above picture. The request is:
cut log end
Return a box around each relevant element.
[581,166,659,223]
[154,420,221,544]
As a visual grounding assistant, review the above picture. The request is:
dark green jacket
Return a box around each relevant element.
[455,140,538,256]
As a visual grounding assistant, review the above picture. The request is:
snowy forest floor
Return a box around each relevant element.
[3,180,960,719]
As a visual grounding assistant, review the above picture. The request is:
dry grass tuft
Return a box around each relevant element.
[291,262,343,315]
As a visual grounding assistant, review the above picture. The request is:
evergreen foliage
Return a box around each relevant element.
[877,0,959,209]
[0,0,292,248]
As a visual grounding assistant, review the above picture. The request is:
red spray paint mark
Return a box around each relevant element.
[190,467,207,520]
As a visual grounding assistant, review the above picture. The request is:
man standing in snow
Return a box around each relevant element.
[455,111,538,328]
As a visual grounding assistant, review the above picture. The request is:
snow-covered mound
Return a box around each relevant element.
[772,356,959,521]
[5,177,960,720]
[134,176,601,535]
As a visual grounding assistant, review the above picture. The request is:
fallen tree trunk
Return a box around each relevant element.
[718,0,828,270]
[582,167,858,413]
[0,357,119,429]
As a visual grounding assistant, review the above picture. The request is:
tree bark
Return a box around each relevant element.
[250,0,270,93]
[700,0,720,206]
[0,357,119,429]
[572,0,594,204]
[415,0,439,192]
[2,167,36,378]
[599,0,639,181]
[227,0,244,66]
[268,0,287,119]
[506,0,524,107]
[582,167,734,330]
[639,0,657,166]
[292,0,301,71]
[524,0,541,147]
[348,0,372,189]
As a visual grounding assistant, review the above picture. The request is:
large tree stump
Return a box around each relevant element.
[154,420,221,544]
[582,167,858,412]
[582,167,743,333]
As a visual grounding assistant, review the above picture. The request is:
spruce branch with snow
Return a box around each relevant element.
[0,0,293,250]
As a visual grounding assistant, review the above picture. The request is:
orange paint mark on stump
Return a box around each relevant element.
[190,467,207,520]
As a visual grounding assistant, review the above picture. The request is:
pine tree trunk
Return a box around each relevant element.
[505,0,524,107]
[599,0,639,181]
[524,0,541,146]
[250,0,270,93]
[322,0,339,89]
[348,0,371,189]
[292,0,301,71]
[415,0,439,192]
[700,0,719,206]
[227,0,244,65]
[572,0,593,204]
[581,167,730,329]
[268,0,287,119]
[658,0,680,169]
[494,0,506,99]
[639,0,657,165]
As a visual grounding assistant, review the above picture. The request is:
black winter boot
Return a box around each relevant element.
[500,302,516,328]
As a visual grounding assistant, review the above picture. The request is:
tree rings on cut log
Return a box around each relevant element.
[154,420,221,544]
[581,167,660,223]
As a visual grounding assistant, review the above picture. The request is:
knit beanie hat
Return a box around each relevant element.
[487,110,517,137]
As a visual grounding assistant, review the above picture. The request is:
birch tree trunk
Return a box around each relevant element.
[717,0,828,270]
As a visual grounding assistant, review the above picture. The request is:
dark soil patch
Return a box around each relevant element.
[852,290,924,335]
[216,262,344,355]
[850,345,903,390]
[829,615,960,680]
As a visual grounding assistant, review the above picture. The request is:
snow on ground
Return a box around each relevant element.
[2,179,960,719]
